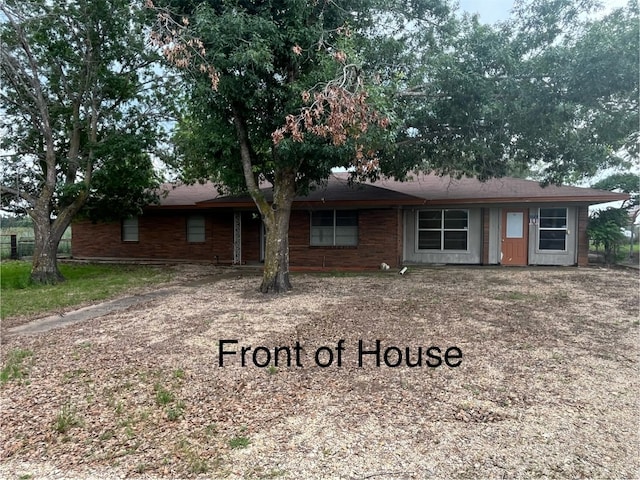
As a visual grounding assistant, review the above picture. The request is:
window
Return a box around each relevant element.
[417,209,468,251]
[310,210,358,246]
[538,208,567,251]
[187,215,206,242]
[122,217,138,242]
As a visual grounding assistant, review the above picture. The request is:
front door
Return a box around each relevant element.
[501,209,528,266]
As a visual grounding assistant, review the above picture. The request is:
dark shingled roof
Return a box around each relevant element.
[371,173,629,204]
[151,172,628,209]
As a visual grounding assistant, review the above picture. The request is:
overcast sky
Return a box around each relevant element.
[457,0,630,24]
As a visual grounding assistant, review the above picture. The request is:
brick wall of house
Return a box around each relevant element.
[241,211,263,263]
[577,205,590,267]
[72,211,234,263]
[288,208,401,268]
[72,207,402,268]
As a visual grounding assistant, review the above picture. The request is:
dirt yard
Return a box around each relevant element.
[1,265,638,479]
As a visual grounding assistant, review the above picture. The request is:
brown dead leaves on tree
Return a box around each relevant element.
[147,0,219,90]
[146,0,388,174]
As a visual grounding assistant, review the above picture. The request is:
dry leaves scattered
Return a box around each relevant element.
[1,266,638,479]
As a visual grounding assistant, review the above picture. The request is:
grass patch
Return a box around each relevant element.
[53,403,82,434]
[154,384,175,406]
[188,455,209,474]
[1,349,33,384]
[229,435,250,449]
[167,400,185,421]
[1,261,173,319]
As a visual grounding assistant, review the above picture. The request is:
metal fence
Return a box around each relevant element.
[0,235,71,259]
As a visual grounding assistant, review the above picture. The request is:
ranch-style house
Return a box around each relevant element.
[72,173,628,268]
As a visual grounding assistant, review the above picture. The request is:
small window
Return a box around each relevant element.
[187,215,206,243]
[539,208,567,251]
[310,210,358,246]
[417,209,468,251]
[122,217,138,242]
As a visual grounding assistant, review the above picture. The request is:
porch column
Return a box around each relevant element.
[233,211,242,265]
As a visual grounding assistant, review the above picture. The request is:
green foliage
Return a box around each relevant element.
[587,208,629,264]
[391,0,639,183]
[0,261,173,319]
[592,173,639,209]
[165,0,453,190]
[0,0,169,213]
[188,456,209,475]
[1,0,173,282]
[81,153,162,222]
[228,435,251,449]
[53,403,82,434]
[162,0,637,291]
[0,349,33,384]
[154,384,175,406]
[166,400,185,421]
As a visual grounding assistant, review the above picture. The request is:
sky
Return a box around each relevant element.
[457,0,630,24]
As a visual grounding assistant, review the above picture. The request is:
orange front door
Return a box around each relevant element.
[501,209,528,266]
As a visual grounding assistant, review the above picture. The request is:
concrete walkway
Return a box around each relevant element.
[7,287,179,336]
[5,269,262,336]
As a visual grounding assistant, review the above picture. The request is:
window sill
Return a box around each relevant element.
[416,249,470,253]
[309,245,358,249]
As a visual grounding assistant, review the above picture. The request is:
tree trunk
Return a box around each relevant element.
[260,169,296,293]
[231,105,298,294]
[30,212,65,284]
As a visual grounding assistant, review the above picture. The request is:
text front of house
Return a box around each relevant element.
[72,173,628,268]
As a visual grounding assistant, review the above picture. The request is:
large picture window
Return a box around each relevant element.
[122,216,138,242]
[310,210,358,246]
[538,208,567,251]
[417,209,468,251]
[187,215,206,243]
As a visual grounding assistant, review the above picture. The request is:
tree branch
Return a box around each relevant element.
[0,184,37,206]
[231,103,272,222]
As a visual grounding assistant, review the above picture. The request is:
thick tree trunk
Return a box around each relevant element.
[260,169,295,293]
[31,213,65,284]
[232,105,298,294]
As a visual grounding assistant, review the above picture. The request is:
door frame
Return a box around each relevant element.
[501,208,528,266]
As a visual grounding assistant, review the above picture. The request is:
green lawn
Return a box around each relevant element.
[0,261,174,319]
[619,242,640,255]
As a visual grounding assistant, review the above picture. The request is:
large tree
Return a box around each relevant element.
[155,0,638,293]
[389,0,638,183]
[0,0,171,283]
[153,0,453,293]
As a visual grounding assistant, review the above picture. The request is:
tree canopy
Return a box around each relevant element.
[385,0,639,183]
[0,0,172,282]
[152,0,457,291]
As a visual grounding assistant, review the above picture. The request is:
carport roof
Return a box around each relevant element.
[150,172,629,209]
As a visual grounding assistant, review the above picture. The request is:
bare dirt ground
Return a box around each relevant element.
[1,265,638,479]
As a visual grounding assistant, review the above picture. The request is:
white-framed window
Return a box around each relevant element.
[122,216,138,242]
[538,207,567,251]
[310,210,358,246]
[187,215,206,243]
[417,209,468,251]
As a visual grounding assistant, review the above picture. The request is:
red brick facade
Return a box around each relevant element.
[72,208,403,268]
[576,205,590,267]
